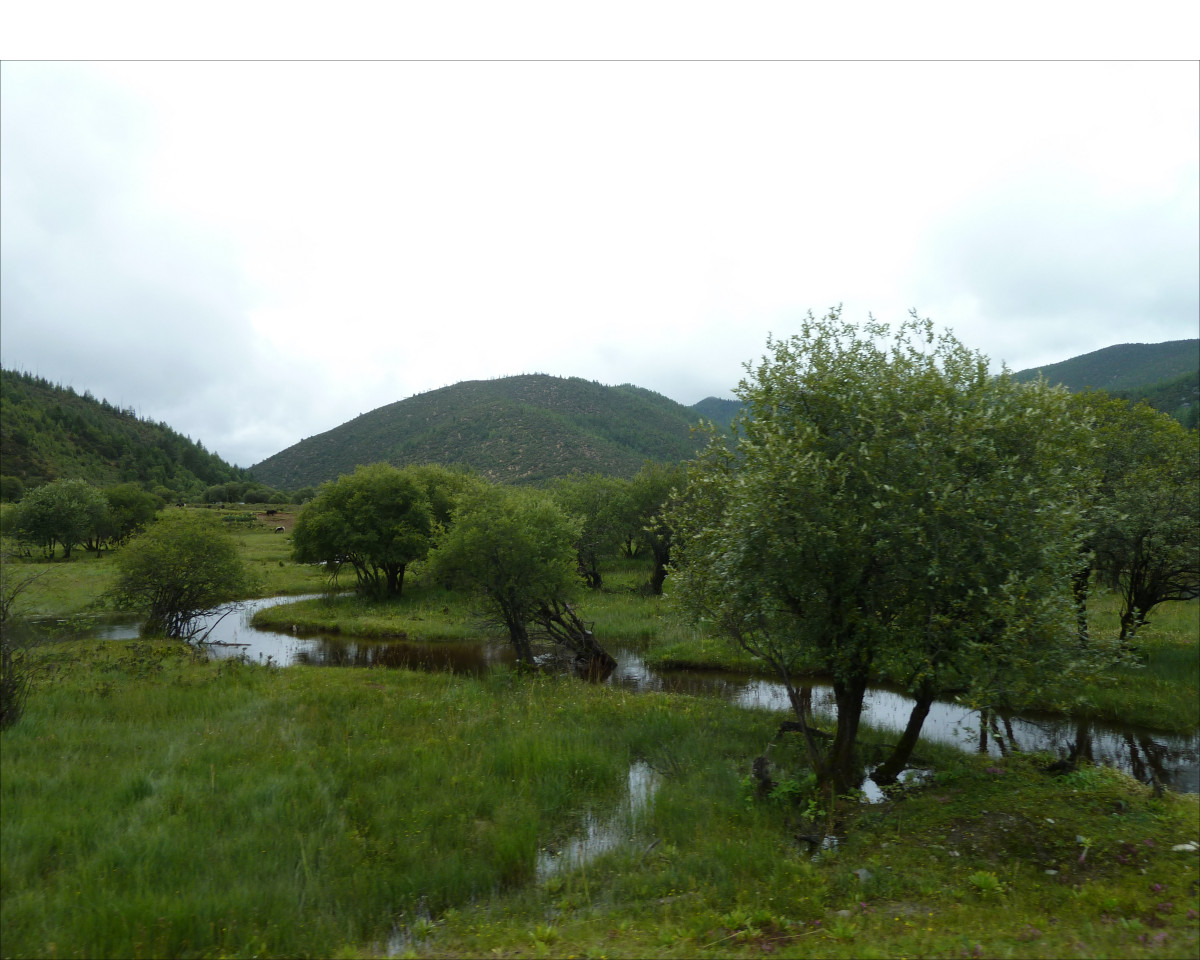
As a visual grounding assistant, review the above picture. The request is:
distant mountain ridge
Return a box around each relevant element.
[5,337,1193,500]
[249,375,731,489]
[1012,339,1199,427]
[1012,339,1198,393]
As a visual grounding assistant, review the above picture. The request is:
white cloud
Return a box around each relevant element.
[2,60,1197,468]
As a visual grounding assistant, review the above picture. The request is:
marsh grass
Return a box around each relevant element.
[1049,593,1200,732]
[1,508,326,620]
[3,530,1198,958]
[3,637,1198,958]
[3,638,772,958]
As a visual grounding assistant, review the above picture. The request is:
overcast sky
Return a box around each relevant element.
[2,58,1197,467]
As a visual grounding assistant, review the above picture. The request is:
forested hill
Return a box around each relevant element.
[1012,339,1199,426]
[0,369,243,501]
[250,375,722,489]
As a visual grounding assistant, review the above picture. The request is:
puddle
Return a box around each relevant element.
[536,761,661,880]
[861,767,934,803]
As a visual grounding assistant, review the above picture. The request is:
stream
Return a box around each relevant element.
[97,595,1200,794]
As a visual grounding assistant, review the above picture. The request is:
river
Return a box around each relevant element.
[97,595,1200,793]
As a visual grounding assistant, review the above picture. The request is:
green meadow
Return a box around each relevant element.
[2,517,1198,958]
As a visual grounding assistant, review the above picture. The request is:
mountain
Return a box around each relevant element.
[250,375,720,489]
[1011,339,1198,393]
[1011,339,1199,427]
[691,396,743,431]
[0,369,243,501]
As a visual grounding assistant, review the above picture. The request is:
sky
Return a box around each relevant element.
[1,52,1197,467]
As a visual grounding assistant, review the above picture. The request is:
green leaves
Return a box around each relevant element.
[292,463,441,598]
[110,513,250,638]
[668,309,1090,788]
[427,485,582,658]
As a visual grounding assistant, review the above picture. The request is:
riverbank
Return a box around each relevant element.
[254,572,1200,736]
[2,636,1197,958]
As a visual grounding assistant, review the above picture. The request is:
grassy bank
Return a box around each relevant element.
[642,590,1200,734]
[2,638,1197,958]
[260,562,1199,734]
[1,507,328,620]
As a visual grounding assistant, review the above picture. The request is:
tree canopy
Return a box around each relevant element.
[667,311,1088,794]
[1071,391,1200,640]
[110,513,251,639]
[291,463,439,598]
[429,483,582,662]
[550,473,628,589]
[13,479,108,558]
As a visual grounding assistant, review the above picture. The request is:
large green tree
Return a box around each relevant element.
[90,483,161,550]
[550,473,627,589]
[667,311,1087,795]
[110,513,251,639]
[14,479,108,558]
[624,462,683,594]
[291,464,436,598]
[1071,392,1200,641]
[429,484,582,662]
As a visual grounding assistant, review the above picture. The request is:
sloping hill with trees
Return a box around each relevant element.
[250,375,714,489]
[0,369,243,501]
[1012,339,1198,420]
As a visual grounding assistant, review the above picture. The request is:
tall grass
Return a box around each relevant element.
[3,637,1198,958]
[0,638,772,958]
[1067,593,1200,731]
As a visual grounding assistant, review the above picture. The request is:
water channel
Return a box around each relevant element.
[97,595,1200,794]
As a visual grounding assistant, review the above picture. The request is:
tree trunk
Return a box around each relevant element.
[1072,562,1091,643]
[648,556,668,595]
[781,684,827,770]
[386,563,406,598]
[821,677,868,796]
[510,622,533,664]
[533,600,616,678]
[872,688,933,786]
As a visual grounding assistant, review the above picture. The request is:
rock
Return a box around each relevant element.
[1172,842,1199,852]
[836,909,853,918]
[853,868,873,883]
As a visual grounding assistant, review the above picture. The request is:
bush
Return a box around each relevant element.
[110,514,251,639]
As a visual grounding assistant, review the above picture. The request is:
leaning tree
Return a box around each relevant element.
[110,513,251,640]
[429,483,585,664]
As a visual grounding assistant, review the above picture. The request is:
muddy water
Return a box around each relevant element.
[101,596,1200,793]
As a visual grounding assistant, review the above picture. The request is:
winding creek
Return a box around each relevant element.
[97,595,1200,794]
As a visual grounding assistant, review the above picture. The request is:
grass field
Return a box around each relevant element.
[1,637,1197,959]
[2,519,1198,957]
[1,508,328,621]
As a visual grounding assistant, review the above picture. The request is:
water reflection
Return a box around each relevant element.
[536,761,661,879]
[99,596,1200,793]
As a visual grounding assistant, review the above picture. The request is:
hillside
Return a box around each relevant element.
[250,375,716,489]
[690,396,743,431]
[1012,339,1199,428]
[0,369,243,500]
[1012,339,1198,394]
